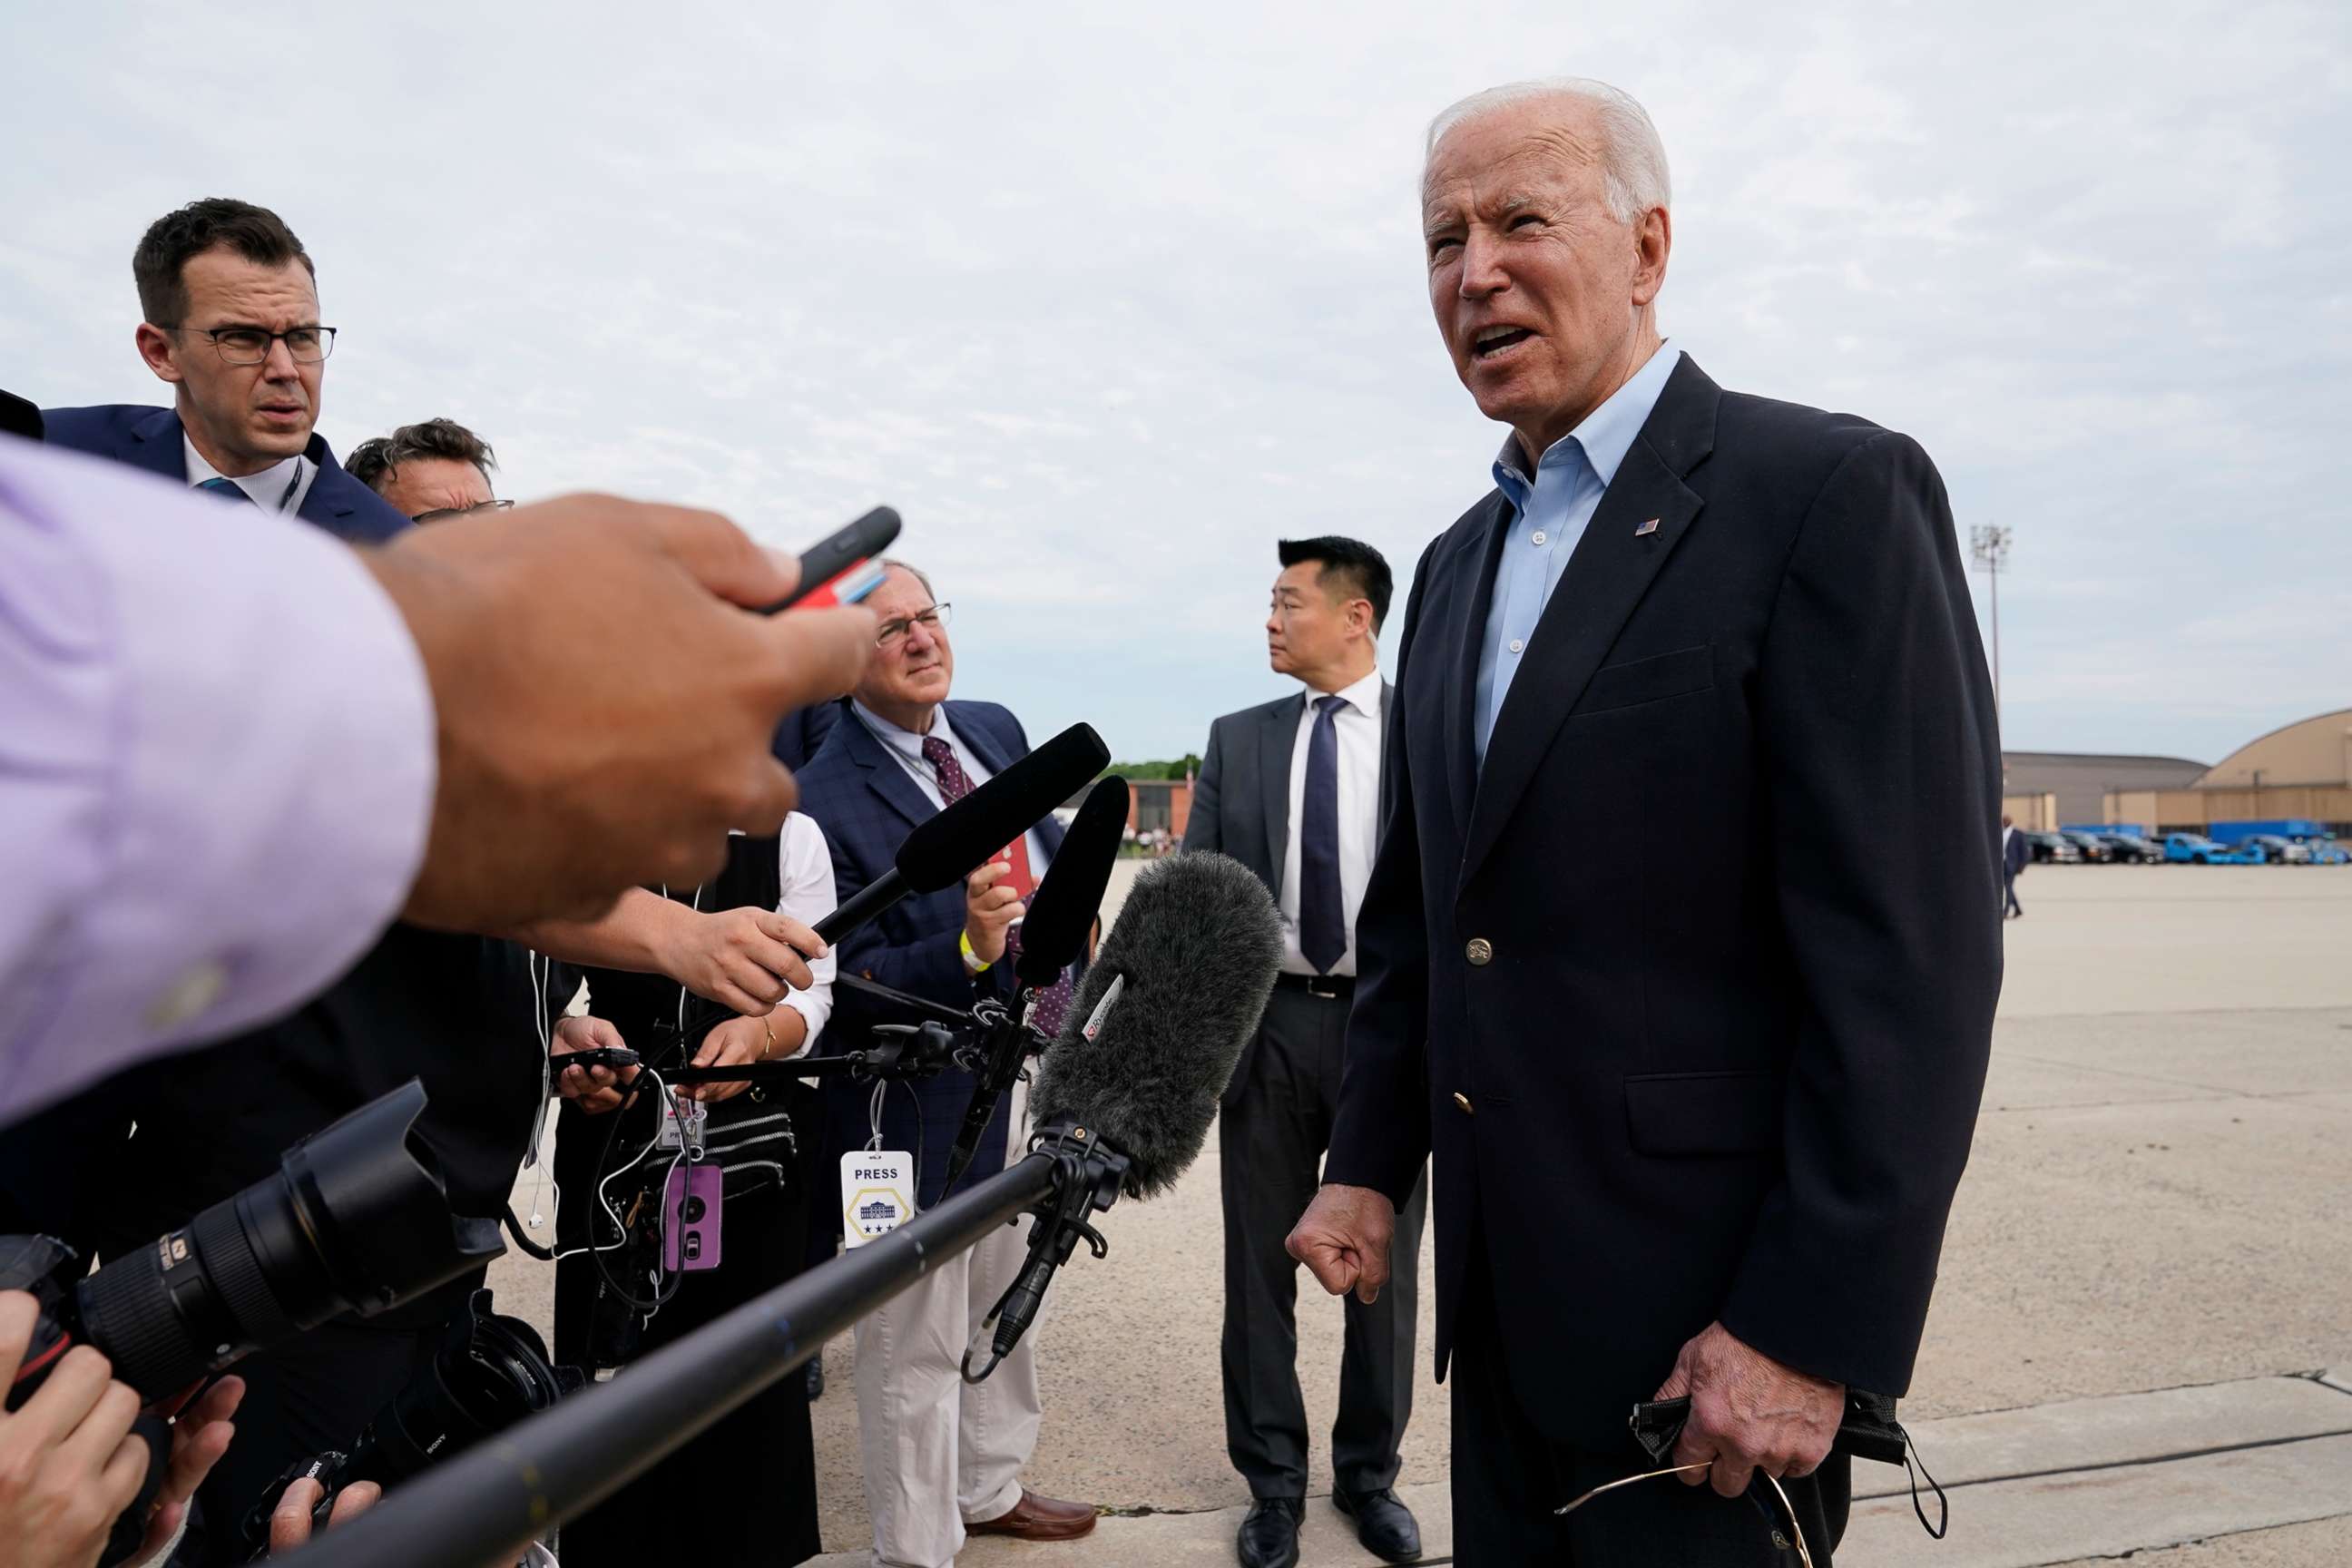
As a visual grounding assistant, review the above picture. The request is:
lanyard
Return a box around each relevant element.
[853,706,956,798]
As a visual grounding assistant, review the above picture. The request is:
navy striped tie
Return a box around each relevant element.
[195,476,253,505]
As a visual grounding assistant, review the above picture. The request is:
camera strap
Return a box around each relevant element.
[1905,1436,1950,1540]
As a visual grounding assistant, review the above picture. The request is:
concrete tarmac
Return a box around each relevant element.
[486,863,2352,1564]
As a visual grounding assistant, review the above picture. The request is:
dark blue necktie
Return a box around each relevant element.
[196,476,253,505]
[1298,693,1348,975]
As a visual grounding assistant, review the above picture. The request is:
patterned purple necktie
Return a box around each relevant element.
[923,735,1076,1034]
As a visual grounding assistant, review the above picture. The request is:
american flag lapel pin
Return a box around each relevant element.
[1634,517,1661,536]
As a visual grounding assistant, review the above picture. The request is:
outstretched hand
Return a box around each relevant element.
[267,1475,382,1555]
[130,1375,245,1564]
[658,906,826,1016]
[375,495,875,932]
[552,1015,639,1114]
[681,1015,770,1103]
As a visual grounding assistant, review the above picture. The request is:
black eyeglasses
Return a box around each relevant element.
[876,603,952,649]
[412,499,514,524]
[172,325,338,365]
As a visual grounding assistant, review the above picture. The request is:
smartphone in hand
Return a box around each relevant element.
[763,505,901,612]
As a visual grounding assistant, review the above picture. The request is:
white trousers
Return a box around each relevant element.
[854,1083,1044,1568]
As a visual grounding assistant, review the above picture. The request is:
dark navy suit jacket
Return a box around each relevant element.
[772,698,844,770]
[794,700,1067,1208]
[1324,357,2003,1449]
[43,403,409,543]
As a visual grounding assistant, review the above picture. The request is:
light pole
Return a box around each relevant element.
[1970,525,2013,721]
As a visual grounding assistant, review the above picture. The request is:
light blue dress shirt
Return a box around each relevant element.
[1474,341,1683,761]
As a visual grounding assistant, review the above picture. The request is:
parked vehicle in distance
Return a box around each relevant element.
[2098,832,2167,864]
[2164,832,2259,865]
[2240,834,2313,865]
[2023,831,2083,864]
[2060,830,2115,863]
[2207,818,2349,866]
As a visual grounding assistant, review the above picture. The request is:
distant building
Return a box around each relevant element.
[1999,710,2352,837]
[2111,709,2352,835]
[1129,779,1191,840]
[1063,777,1194,841]
[2002,750,2208,830]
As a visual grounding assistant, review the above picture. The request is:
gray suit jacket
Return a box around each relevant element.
[1182,682,1395,901]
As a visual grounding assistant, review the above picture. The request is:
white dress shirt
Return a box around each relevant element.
[772,812,838,1057]
[183,431,317,515]
[1278,667,1383,977]
[848,701,1054,886]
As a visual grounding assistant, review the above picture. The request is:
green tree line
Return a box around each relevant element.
[1104,756,1200,781]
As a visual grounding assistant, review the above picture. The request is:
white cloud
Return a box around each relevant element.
[2,0,2346,763]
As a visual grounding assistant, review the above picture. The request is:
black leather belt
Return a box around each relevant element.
[1274,972,1355,1000]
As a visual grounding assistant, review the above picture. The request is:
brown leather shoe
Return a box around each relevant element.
[965,1489,1099,1542]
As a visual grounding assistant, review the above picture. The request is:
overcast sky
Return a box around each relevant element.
[5,2,2347,766]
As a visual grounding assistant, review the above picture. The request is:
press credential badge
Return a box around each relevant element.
[840,1151,915,1247]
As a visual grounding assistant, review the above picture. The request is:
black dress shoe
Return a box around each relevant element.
[806,1358,824,1400]
[1237,1495,1303,1568]
[1335,1487,1423,1563]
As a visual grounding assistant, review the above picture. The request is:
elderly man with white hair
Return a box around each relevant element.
[1288,80,2002,1564]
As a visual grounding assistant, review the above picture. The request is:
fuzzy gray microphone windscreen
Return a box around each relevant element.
[1028,851,1284,1197]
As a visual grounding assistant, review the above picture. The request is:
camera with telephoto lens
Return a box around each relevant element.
[0,1080,505,1566]
[237,1288,583,1558]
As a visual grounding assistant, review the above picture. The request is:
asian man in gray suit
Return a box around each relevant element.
[1185,537,1428,1568]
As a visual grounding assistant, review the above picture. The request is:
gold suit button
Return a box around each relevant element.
[1453,1092,1475,1115]
[1465,937,1494,966]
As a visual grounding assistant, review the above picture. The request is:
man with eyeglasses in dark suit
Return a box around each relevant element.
[792,563,1100,1567]
[347,416,514,523]
[44,198,409,542]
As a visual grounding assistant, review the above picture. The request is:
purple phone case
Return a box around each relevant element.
[664,1162,724,1272]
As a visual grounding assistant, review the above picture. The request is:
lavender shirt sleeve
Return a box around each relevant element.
[0,436,436,1122]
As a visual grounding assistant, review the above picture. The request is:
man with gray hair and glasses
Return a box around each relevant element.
[792,563,1099,1565]
[347,416,513,522]
[1290,79,2001,1563]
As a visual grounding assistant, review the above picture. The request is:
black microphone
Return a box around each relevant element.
[964,851,1282,1379]
[813,721,1110,946]
[273,850,1288,1568]
[1013,775,1131,990]
[938,776,1132,1192]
